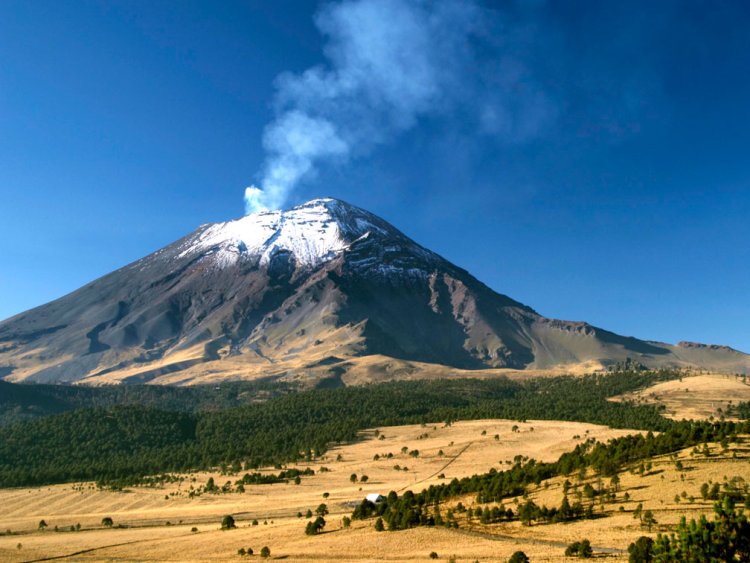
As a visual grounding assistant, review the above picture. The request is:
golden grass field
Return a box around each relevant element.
[612,372,750,420]
[1,410,748,563]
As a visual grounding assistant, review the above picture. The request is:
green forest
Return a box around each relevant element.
[0,379,292,426]
[0,370,682,487]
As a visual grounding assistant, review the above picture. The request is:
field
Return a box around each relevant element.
[1,414,748,563]
[612,372,750,420]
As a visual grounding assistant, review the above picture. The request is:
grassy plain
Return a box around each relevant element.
[612,372,750,420]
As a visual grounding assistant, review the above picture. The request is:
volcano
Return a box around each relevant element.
[1,198,748,385]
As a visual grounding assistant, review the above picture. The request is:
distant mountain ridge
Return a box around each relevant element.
[1,197,748,385]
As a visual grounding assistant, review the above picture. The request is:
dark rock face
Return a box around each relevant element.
[0,198,748,384]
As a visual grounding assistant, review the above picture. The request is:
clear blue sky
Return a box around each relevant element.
[1,0,749,351]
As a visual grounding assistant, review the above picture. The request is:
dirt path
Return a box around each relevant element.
[21,531,198,563]
[397,441,473,493]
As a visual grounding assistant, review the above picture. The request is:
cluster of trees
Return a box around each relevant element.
[237,467,315,486]
[699,477,750,508]
[304,517,326,535]
[353,492,597,532]
[0,371,684,487]
[237,546,270,557]
[627,499,750,561]
[565,539,593,558]
[515,496,595,526]
[353,491,440,530]
[471,504,514,524]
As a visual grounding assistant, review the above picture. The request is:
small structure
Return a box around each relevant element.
[365,493,385,504]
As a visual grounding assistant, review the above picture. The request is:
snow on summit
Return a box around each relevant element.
[178,198,383,269]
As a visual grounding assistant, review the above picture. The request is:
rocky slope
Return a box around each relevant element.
[1,198,748,385]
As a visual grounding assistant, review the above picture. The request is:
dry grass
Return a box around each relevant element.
[20,353,604,387]
[612,372,750,420]
[0,418,747,562]
[0,418,632,562]
[441,437,750,561]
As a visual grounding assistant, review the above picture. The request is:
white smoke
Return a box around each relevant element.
[245,0,553,214]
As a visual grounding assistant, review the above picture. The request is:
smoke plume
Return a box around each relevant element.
[245,0,553,213]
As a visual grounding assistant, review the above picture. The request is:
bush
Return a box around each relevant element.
[221,515,236,530]
[508,551,529,563]
[260,546,270,558]
[374,517,384,532]
[101,517,113,528]
[429,552,438,559]
[342,516,351,528]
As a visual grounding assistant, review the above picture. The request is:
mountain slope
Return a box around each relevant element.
[1,198,748,385]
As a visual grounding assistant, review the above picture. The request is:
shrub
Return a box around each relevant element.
[342,516,351,528]
[260,546,270,558]
[101,517,113,528]
[508,551,529,563]
[221,515,236,530]
[374,517,384,532]
[429,552,438,559]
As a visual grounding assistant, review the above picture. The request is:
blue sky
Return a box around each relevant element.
[1,0,749,351]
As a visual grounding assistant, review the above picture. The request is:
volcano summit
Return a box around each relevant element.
[1,198,748,385]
